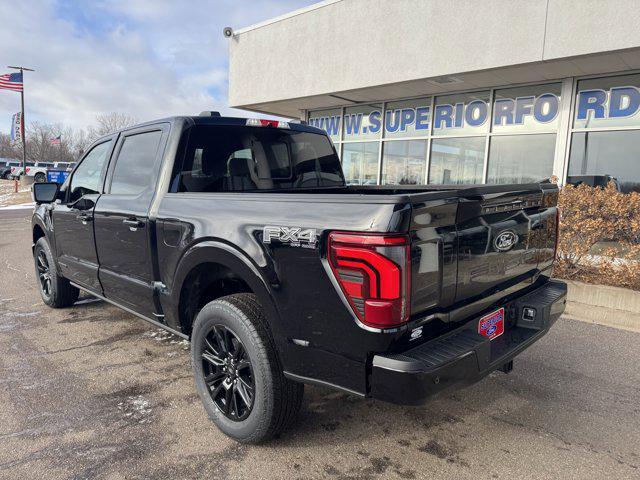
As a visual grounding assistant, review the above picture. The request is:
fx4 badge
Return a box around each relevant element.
[263,226,318,249]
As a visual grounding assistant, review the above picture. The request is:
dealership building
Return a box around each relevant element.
[229,0,640,192]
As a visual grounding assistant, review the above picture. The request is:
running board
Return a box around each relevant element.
[69,282,188,340]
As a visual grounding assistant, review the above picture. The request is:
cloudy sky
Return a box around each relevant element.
[0,0,317,134]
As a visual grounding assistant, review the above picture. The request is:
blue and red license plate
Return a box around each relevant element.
[478,307,505,340]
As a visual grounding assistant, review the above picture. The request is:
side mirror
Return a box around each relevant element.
[72,197,95,211]
[32,182,60,204]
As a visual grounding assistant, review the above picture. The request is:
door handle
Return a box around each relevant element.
[76,213,93,224]
[123,218,144,231]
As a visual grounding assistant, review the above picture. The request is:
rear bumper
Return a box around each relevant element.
[370,280,567,405]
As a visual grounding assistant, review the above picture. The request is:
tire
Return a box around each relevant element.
[34,172,46,183]
[34,237,79,308]
[191,293,304,443]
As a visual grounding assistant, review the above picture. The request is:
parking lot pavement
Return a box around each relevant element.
[1,209,639,480]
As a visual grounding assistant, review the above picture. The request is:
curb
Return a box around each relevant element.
[562,279,640,333]
[563,302,640,333]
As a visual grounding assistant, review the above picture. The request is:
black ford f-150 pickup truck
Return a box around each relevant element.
[31,113,566,443]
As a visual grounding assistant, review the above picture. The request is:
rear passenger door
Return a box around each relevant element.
[93,125,168,316]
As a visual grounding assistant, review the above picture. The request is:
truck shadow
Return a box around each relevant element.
[272,358,571,461]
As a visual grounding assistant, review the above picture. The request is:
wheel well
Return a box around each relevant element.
[33,224,45,244]
[178,263,253,337]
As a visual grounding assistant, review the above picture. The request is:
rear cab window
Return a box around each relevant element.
[173,125,344,192]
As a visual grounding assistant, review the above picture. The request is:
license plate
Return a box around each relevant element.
[478,307,505,340]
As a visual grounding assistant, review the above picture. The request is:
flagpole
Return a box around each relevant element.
[8,66,34,182]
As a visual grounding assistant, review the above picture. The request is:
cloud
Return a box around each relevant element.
[0,0,317,134]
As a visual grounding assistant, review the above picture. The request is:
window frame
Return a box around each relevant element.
[104,123,169,197]
[65,136,116,205]
[563,72,640,186]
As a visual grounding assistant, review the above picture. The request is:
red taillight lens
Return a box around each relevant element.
[26,167,30,173]
[328,232,410,329]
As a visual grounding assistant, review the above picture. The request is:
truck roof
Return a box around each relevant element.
[95,114,325,144]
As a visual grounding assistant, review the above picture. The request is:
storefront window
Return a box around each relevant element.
[341,142,379,185]
[308,79,568,187]
[574,74,640,129]
[487,134,555,184]
[381,140,426,185]
[492,83,562,134]
[568,131,640,193]
[433,91,490,136]
[383,98,431,139]
[429,137,485,185]
[308,108,342,142]
[343,104,383,141]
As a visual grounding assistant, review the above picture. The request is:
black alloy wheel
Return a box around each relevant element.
[201,324,255,421]
[36,249,52,298]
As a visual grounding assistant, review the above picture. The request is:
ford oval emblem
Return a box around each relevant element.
[494,230,518,252]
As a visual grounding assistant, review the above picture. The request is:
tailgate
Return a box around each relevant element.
[409,183,558,318]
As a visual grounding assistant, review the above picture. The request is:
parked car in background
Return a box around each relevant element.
[1,160,21,179]
[8,161,76,181]
[21,162,75,183]
[47,162,75,184]
[56,162,75,172]
[25,162,55,183]
[566,174,622,191]
[10,162,35,179]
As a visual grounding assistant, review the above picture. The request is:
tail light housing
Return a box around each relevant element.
[246,118,290,129]
[26,167,30,173]
[327,232,410,329]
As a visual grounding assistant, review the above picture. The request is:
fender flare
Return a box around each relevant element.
[169,239,283,341]
[31,210,55,254]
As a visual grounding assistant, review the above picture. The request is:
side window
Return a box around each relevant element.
[110,130,163,195]
[69,140,113,203]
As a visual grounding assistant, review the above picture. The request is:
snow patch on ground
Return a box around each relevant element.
[0,202,35,210]
[117,395,152,424]
[143,328,189,350]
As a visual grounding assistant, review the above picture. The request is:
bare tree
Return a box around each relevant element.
[93,112,138,137]
[26,122,57,162]
[0,112,139,164]
[0,133,22,160]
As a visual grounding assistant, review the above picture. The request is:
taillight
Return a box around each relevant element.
[26,167,30,173]
[328,232,410,329]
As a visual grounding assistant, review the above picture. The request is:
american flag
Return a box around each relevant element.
[50,134,61,145]
[0,72,23,92]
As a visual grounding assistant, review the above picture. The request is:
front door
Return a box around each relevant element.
[53,138,115,292]
[93,126,168,316]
